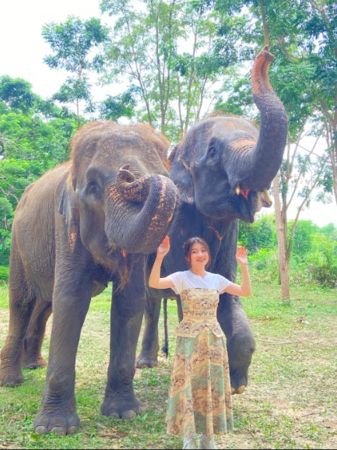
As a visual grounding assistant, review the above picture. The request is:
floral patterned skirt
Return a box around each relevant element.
[166,329,234,436]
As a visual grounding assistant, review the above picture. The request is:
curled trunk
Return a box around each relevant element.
[104,172,177,254]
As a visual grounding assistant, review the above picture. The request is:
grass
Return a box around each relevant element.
[0,280,336,449]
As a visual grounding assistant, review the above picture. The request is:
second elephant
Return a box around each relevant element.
[137,47,288,394]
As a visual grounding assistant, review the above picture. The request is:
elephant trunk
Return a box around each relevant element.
[229,47,288,192]
[104,170,177,254]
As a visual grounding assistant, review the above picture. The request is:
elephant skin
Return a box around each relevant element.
[0,122,177,434]
[137,47,288,394]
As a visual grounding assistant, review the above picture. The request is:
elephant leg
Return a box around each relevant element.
[0,249,35,386]
[22,301,52,369]
[218,296,256,394]
[101,255,145,418]
[33,269,92,435]
[136,296,161,369]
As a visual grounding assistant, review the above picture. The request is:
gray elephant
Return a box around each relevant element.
[137,47,288,394]
[0,122,177,434]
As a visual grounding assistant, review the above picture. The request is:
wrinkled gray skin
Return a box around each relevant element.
[137,48,288,394]
[0,122,177,434]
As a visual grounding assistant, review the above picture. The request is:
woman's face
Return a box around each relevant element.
[187,242,210,269]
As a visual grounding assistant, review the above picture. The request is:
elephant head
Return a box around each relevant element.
[169,47,288,223]
[59,122,177,267]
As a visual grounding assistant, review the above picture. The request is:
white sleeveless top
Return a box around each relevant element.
[167,270,232,295]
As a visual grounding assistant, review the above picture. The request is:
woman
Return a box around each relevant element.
[149,236,252,449]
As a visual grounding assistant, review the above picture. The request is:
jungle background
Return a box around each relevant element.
[0,0,336,448]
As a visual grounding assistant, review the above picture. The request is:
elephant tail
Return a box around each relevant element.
[161,298,169,358]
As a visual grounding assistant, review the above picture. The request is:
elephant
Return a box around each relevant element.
[137,47,288,394]
[0,121,178,434]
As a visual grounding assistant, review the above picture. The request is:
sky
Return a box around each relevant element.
[1,0,336,228]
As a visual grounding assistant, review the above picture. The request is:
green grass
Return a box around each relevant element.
[0,281,336,449]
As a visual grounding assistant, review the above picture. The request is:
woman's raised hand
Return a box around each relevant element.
[236,246,248,265]
[157,235,170,258]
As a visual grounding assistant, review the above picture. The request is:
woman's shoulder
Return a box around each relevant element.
[167,270,189,279]
[206,271,227,280]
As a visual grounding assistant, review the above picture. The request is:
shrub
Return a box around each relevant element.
[0,265,9,282]
[304,234,337,288]
[250,248,279,283]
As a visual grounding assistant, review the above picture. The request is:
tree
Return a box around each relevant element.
[214,0,335,299]
[100,0,243,140]
[0,76,37,113]
[99,87,138,120]
[239,214,276,253]
[42,16,109,123]
[0,79,79,264]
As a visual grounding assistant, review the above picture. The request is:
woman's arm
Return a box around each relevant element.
[148,236,175,290]
[223,246,252,297]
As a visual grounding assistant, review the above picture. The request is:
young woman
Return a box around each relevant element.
[149,236,252,450]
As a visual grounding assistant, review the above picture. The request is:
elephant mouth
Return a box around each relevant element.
[233,187,272,223]
[235,191,256,223]
[198,187,272,222]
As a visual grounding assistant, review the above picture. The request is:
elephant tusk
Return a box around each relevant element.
[235,185,250,199]
[261,189,272,207]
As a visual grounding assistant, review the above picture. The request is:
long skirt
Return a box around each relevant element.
[166,329,234,436]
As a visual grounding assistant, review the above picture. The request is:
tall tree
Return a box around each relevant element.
[42,16,109,124]
[215,0,335,299]
[100,0,243,140]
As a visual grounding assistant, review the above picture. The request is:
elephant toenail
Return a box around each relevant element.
[51,426,66,435]
[121,410,136,419]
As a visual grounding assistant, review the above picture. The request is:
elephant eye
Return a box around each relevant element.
[86,180,101,197]
[207,142,218,160]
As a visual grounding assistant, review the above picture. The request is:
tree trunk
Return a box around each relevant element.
[331,113,337,205]
[272,174,290,301]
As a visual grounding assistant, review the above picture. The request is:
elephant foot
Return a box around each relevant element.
[101,389,143,418]
[22,355,47,370]
[0,367,24,387]
[136,353,158,369]
[231,385,245,395]
[34,407,80,435]
[230,369,248,395]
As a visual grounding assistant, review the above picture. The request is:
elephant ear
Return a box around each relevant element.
[169,145,194,204]
[58,175,79,251]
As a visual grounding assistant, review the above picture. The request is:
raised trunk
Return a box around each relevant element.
[104,173,177,254]
[231,47,288,192]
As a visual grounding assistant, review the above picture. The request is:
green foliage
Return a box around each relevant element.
[0,265,9,281]
[99,88,138,120]
[290,220,320,259]
[0,77,78,265]
[100,0,247,140]
[249,248,279,283]
[0,76,37,113]
[305,233,337,288]
[0,197,13,264]
[239,214,277,253]
[239,215,337,289]
[42,16,109,117]
[42,17,109,73]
